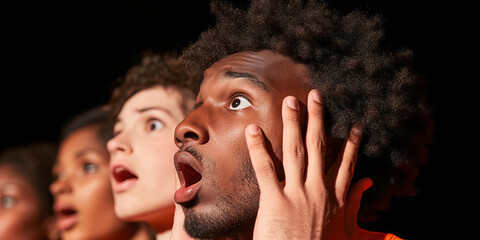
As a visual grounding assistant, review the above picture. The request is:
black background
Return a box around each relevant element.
[1,1,473,239]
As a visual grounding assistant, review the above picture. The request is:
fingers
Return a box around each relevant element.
[282,96,306,189]
[344,178,373,238]
[305,89,327,188]
[331,125,363,200]
[245,124,282,197]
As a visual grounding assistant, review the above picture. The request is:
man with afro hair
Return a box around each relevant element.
[173,0,432,239]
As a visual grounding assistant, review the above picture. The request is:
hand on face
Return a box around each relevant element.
[245,89,371,240]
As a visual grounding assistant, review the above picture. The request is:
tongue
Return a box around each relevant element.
[181,164,202,187]
[114,169,137,182]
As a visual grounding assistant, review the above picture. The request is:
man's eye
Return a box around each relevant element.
[1,196,15,209]
[229,96,252,110]
[148,119,164,131]
[84,163,97,174]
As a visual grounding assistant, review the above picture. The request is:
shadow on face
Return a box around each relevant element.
[173,50,347,239]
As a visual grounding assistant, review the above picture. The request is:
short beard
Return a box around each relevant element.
[183,152,259,239]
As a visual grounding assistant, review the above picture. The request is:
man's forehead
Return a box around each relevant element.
[209,50,288,69]
[203,50,310,87]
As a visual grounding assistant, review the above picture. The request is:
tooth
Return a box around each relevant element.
[114,166,126,173]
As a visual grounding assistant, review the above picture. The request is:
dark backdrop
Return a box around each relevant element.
[1,1,473,239]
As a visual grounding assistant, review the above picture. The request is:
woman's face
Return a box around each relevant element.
[0,166,47,240]
[107,86,193,231]
[50,125,137,240]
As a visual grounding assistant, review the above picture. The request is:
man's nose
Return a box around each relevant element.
[174,111,209,148]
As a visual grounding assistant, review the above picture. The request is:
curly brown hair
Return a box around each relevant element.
[109,51,203,120]
[181,0,433,221]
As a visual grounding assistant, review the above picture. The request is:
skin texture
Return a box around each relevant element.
[245,90,370,240]
[0,166,47,240]
[50,125,138,240]
[108,86,193,234]
[171,50,375,240]
[174,50,348,239]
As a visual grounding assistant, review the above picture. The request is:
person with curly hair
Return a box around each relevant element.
[173,0,432,239]
[107,51,202,239]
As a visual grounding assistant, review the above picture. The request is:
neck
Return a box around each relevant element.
[236,231,253,240]
[220,234,253,240]
[130,223,156,240]
[156,230,172,240]
[145,204,176,234]
[218,229,253,240]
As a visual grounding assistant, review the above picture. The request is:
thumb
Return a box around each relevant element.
[344,177,373,239]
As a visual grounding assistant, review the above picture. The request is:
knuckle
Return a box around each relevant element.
[311,137,326,150]
[311,103,324,116]
[308,95,324,115]
[294,144,305,157]
[247,139,265,152]
[255,160,275,174]
[319,139,326,152]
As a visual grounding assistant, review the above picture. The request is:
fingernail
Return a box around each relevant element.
[363,178,373,191]
[312,90,321,103]
[247,124,260,135]
[286,97,298,110]
[350,124,364,139]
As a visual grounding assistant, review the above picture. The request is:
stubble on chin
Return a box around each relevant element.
[183,153,260,239]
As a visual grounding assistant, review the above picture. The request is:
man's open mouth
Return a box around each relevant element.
[178,163,202,187]
[174,151,203,205]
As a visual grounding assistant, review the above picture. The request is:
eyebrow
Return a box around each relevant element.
[136,106,174,116]
[75,148,104,159]
[114,106,174,125]
[224,71,272,91]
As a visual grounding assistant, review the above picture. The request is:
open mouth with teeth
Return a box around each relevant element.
[113,167,138,182]
[111,166,139,193]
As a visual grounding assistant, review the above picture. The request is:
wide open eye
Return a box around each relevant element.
[229,96,252,110]
[1,196,15,209]
[84,163,97,174]
[148,119,164,131]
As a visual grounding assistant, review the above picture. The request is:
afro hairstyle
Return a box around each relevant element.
[181,0,433,221]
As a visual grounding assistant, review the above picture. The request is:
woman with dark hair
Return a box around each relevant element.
[0,142,57,240]
[50,106,155,240]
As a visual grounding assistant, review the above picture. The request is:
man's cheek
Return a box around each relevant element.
[261,126,285,182]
